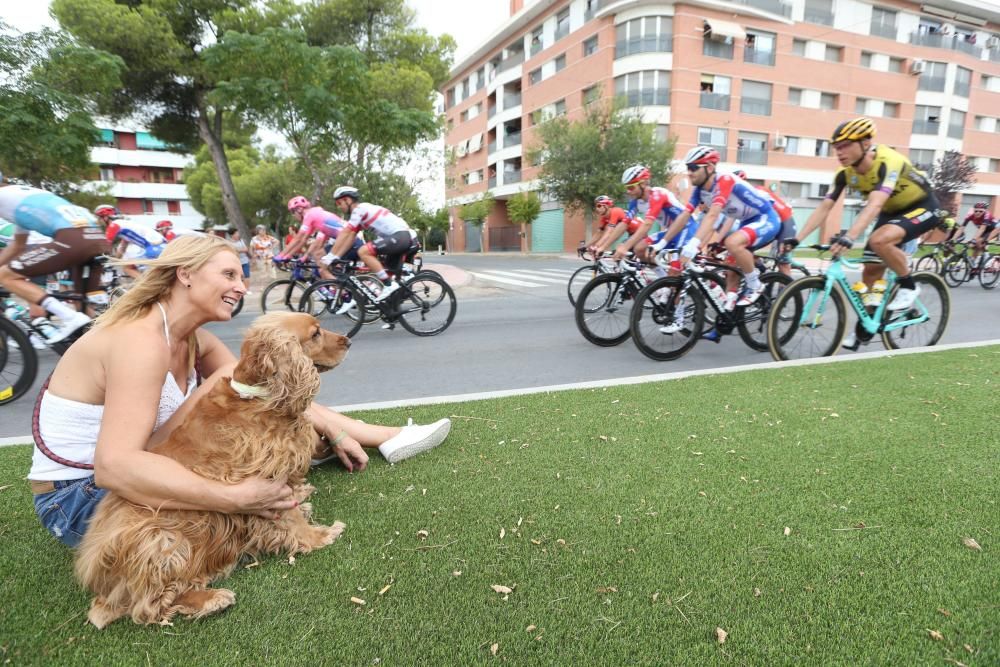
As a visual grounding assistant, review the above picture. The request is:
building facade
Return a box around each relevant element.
[90,125,204,231]
[441,0,1000,252]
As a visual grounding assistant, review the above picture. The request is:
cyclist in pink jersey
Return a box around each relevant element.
[280,196,362,279]
[322,186,417,303]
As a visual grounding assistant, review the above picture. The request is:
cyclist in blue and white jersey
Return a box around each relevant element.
[0,184,110,341]
[105,218,167,279]
[614,165,693,263]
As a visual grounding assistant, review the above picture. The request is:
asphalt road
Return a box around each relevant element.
[2,253,998,438]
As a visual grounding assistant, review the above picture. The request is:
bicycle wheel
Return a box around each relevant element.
[942,257,969,287]
[881,272,950,350]
[630,277,704,361]
[574,274,633,346]
[230,295,245,316]
[0,316,38,406]
[298,280,365,338]
[978,254,1000,289]
[397,274,457,336]
[914,254,940,274]
[737,272,792,352]
[567,264,600,307]
[767,276,848,361]
[261,279,308,313]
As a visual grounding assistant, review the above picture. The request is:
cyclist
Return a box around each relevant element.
[964,202,996,273]
[613,165,689,264]
[155,219,177,242]
[323,186,418,304]
[105,217,167,279]
[588,196,632,256]
[732,169,798,277]
[790,118,940,320]
[93,204,121,230]
[0,184,110,341]
[276,196,362,279]
[661,147,782,309]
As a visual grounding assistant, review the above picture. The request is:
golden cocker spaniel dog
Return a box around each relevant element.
[75,312,350,629]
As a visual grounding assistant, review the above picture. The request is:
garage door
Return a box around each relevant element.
[531,208,564,253]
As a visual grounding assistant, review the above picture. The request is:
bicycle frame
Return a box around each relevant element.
[800,257,929,336]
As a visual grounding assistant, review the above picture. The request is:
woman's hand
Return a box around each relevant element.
[228,476,297,519]
[332,434,368,473]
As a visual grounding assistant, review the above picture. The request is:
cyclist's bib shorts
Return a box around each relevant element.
[861,195,940,264]
[9,227,110,291]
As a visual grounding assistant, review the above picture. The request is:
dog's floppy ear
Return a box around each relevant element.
[235,323,320,415]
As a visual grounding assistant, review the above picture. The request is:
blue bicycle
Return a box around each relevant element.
[766,244,950,361]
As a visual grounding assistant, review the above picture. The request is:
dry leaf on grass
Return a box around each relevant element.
[452,570,462,577]
[652,592,660,602]
[962,537,982,551]
[530,539,542,545]
[490,643,499,656]
[526,624,536,633]
[938,608,952,616]
[499,528,506,539]
[715,627,728,644]
[784,527,792,536]
[350,597,366,606]
[379,585,391,596]
[926,629,944,641]
[491,584,513,595]
[753,588,762,597]
[596,586,618,594]
[416,529,429,540]
[287,555,296,566]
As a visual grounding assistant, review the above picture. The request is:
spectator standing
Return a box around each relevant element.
[251,225,278,278]
[229,230,252,294]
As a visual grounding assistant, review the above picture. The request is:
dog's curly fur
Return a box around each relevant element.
[74,313,350,629]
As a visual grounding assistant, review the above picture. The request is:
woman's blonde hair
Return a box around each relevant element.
[97,234,238,329]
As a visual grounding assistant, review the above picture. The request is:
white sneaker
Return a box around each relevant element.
[888,286,920,311]
[374,280,400,303]
[736,285,764,307]
[29,333,47,350]
[841,331,859,350]
[378,418,451,464]
[659,320,685,334]
[335,298,357,315]
[723,291,738,312]
[47,312,91,343]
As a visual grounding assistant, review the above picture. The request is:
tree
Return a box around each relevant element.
[460,193,494,224]
[526,98,674,238]
[927,150,977,215]
[50,0,279,240]
[409,207,449,252]
[0,25,123,191]
[506,191,541,252]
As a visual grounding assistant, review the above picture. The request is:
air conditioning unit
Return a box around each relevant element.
[773,135,788,149]
[909,59,926,75]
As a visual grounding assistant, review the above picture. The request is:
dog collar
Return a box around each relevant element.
[230,379,270,400]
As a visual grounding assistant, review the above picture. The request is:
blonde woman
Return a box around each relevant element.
[27,235,450,547]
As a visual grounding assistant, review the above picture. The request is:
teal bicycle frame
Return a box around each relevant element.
[802,257,930,336]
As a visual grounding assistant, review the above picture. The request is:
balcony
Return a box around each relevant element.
[737,148,768,165]
[870,22,897,40]
[947,123,964,140]
[621,88,670,108]
[503,131,522,148]
[804,9,833,25]
[740,97,772,116]
[503,91,521,108]
[503,169,522,184]
[488,176,497,188]
[529,41,543,57]
[700,92,730,111]
[488,140,497,154]
[912,120,940,135]
[743,48,775,66]
[555,25,569,41]
[614,34,672,58]
[738,0,791,17]
[918,76,946,92]
[488,106,496,119]
[909,31,983,58]
[703,39,734,59]
[497,51,524,73]
[954,82,971,98]
[990,48,1000,63]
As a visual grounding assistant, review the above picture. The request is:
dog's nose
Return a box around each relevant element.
[343,337,351,348]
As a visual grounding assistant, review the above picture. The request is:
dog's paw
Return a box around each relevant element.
[319,521,346,546]
[298,502,314,521]
[182,588,236,620]
[292,483,316,503]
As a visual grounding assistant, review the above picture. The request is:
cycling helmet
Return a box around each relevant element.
[94,204,120,219]
[732,169,748,180]
[155,219,173,232]
[287,195,311,212]
[974,201,988,210]
[594,195,614,207]
[333,186,360,201]
[621,165,651,185]
[831,117,876,143]
[682,146,721,166]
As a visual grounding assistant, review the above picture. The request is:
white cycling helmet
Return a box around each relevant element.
[682,145,721,166]
[621,165,651,185]
[333,186,360,201]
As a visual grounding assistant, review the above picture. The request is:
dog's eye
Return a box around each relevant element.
[312,330,321,339]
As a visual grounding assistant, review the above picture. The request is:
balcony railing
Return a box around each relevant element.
[555,24,569,41]
[497,51,524,73]
[503,92,522,108]
[803,9,834,25]
[743,48,775,65]
[918,75,946,92]
[488,140,497,154]
[947,123,965,140]
[529,41,543,56]
[703,39,734,59]
[990,48,1000,63]
[954,82,971,98]
[738,0,792,17]
[740,97,772,116]
[488,176,497,188]
[737,148,768,165]
[488,106,496,118]
[503,169,522,184]
[503,131,522,148]
[621,88,670,107]
[912,120,940,135]
[614,35,672,58]
[909,31,983,58]
[700,92,730,111]
[870,22,897,39]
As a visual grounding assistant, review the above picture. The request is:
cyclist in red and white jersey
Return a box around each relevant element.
[965,202,997,268]
[278,196,363,279]
[613,166,688,262]
[323,186,417,303]
[589,195,634,256]
[155,219,177,242]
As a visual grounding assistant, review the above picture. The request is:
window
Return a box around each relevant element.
[824,44,843,62]
[614,70,670,107]
[780,182,809,199]
[98,129,115,146]
[654,125,670,143]
[860,51,872,68]
[954,67,972,97]
[804,0,833,26]
[554,54,566,72]
[741,80,772,116]
[529,68,541,85]
[991,158,1000,173]
[815,139,830,157]
[883,102,899,118]
[919,61,947,92]
[913,105,942,135]
[583,85,600,105]
[910,149,935,171]
[446,88,455,109]
[615,16,672,58]
[949,110,966,140]
[744,30,776,66]
[554,99,567,116]
[856,97,869,114]
[785,137,800,154]
[585,0,599,19]
[819,92,838,110]
[870,7,897,39]
[700,74,731,111]
[555,8,570,40]
[99,166,115,181]
[698,126,728,156]
[737,131,768,165]
[888,56,904,73]
[530,26,543,56]
[792,39,806,56]
[788,87,802,105]
[461,79,469,98]
[463,103,481,121]
[703,31,734,59]
[583,35,598,56]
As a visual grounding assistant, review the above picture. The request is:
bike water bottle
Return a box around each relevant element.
[3,298,28,322]
[867,279,887,306]
[708,283,726,305]
[31,317,60,341]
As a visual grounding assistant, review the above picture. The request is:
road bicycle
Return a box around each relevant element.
[298,260,456,338]
[260,258,327,314]
[941,241,999,289]
[766,245,950,361]
[913,239,960,274]
[567,245,616,306]
[628,256,791,361]
[976,248,1000,289]
[573,256,671,347]
[753,250,811,279]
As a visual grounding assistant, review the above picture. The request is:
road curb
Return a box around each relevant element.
[3,339,997,448]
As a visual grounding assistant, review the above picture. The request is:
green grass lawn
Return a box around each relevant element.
[1,347,997,665]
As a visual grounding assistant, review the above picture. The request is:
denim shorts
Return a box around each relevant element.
[33,476,108,548]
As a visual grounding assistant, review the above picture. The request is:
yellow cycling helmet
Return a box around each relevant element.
[831,117,876,143]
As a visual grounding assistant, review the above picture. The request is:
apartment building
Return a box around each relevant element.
[90,124,204,231]
[441,0,1000,252]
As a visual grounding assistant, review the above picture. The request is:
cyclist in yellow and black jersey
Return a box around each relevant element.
[790,117,940,312]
